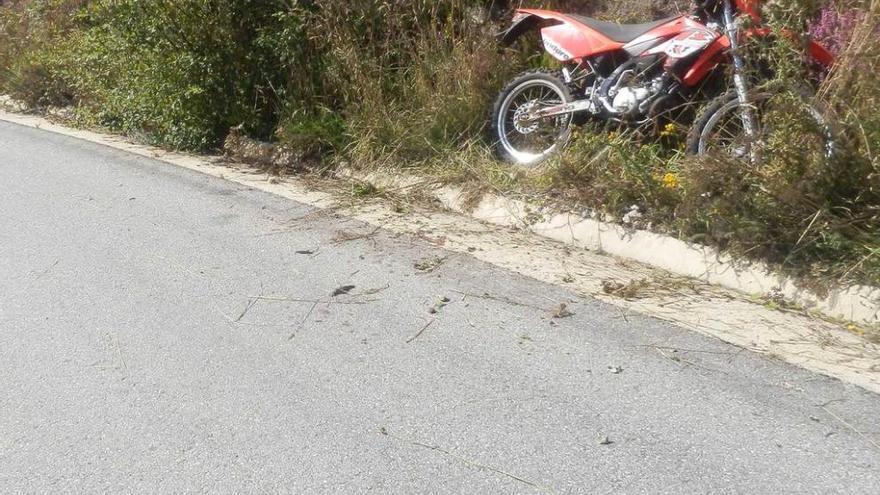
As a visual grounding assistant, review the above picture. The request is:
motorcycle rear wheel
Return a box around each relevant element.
[492,71,573,167]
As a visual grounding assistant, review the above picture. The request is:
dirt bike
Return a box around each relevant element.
[491,0,835,166]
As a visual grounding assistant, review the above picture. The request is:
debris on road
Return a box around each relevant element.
[429,295,451,314]
[552,302,574,319]
[414,255,446,273]
[608,366,623,374]
[454,290,549,312]
[597,436,613,445]
[360,284,391,296]
[235,298,258,322]
[332,285,356,297]
[406,319,435,344]
[602,279,650,299]
[332,225,382,245]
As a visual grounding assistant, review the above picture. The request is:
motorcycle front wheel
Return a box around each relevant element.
[687,91,836,160]
[492,71,573,167]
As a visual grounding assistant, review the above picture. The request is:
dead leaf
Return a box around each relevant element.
[332,285,356,297]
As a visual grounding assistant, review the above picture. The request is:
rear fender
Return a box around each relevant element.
[498,9,622,61]
[497,11,561,46]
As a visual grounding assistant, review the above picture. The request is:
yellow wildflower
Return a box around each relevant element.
[846,323,864,335]
[659,123,678,138]
[661,172,679,189]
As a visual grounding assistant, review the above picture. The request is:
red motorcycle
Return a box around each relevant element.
[492,0,835,166]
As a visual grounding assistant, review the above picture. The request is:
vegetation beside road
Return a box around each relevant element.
[1,0,878,289]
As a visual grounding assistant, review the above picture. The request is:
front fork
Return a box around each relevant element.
[723,0,758,142]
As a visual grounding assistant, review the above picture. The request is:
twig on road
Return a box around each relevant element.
[406,319,435,344]
[408,440,556,494]
[111,331,130,380]
[235,297,258,322]
[377,423,554,493]
[821,406,880,452]
[35,259,60,280]
[332,225,382,245]
[300,300,320,325]
[249,295,374,305]
[637,344,739,356]
[452,290,549,312]
[288,300,320,341]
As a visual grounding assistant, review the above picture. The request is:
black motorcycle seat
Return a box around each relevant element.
[567,15,680,43]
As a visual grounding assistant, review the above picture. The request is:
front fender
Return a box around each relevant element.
[806,39,834,67]
[748,27,835,67]
[682,28,835,87]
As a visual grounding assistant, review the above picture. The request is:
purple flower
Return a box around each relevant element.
[808,3,865,56]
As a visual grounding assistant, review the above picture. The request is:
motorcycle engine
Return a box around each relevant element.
[611,86,652,114]
[597,56,666,118]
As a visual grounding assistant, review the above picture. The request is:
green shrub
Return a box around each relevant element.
[0,0,83,108]
[27,0,295,150]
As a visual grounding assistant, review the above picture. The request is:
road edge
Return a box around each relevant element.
[338,167,880,326]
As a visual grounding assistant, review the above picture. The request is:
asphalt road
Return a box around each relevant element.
[1,121,879,494]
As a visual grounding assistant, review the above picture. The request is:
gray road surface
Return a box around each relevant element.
[1,121,879,493]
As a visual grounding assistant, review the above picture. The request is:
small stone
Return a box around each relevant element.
[552,303,574,319]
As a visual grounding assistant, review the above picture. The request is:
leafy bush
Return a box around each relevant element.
[64,0,298,149]
[0,0,83,108]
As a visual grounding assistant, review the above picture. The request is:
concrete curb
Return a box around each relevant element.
[342,168,880,326]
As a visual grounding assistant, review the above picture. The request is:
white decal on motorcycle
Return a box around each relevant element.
[542,36,574,61]
[657,30,717,59]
